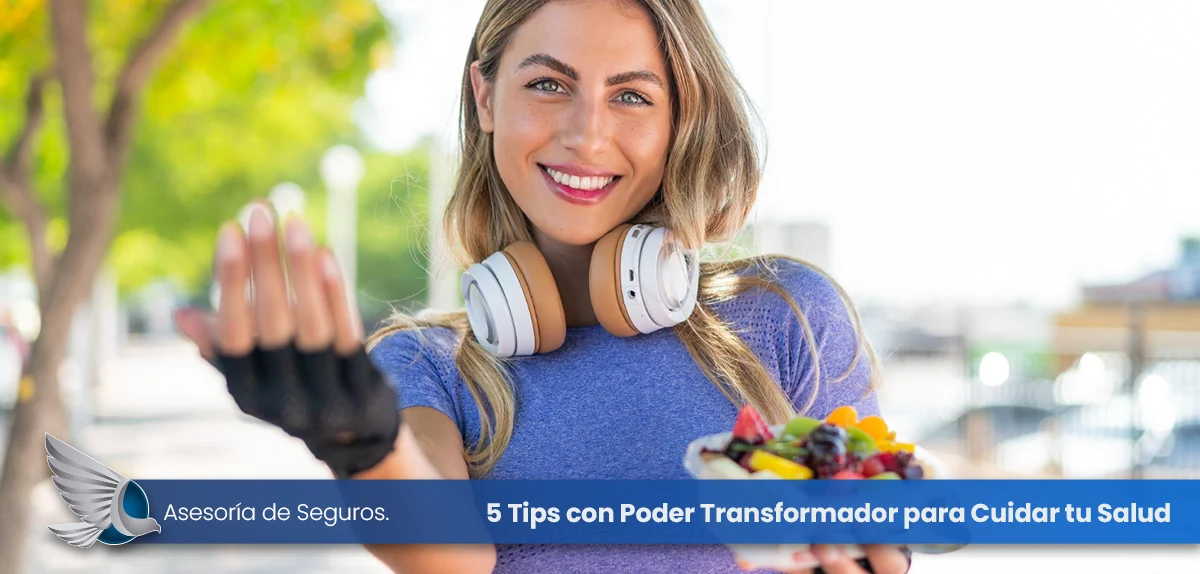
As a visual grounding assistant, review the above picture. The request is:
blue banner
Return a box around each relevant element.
[129,479,1199,545]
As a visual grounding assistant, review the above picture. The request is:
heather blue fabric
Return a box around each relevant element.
[368,257,879,573]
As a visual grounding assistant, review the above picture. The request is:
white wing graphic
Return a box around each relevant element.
[44,433,130,548]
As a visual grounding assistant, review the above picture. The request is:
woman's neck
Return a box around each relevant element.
[531,228,598,327]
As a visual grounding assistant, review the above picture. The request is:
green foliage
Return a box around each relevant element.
[352,146,434,325]
[0,0,426,309]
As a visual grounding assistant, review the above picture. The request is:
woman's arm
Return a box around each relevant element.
[177,211,495,574]
[354,407,497,574]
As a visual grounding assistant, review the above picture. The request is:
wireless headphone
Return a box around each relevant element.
[460,223,701,357]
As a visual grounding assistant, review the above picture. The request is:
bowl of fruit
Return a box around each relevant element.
[683,404,954,571]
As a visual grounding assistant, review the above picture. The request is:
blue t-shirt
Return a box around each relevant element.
[368,257,879,573]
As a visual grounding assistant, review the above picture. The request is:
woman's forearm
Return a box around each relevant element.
[353,424,497,574]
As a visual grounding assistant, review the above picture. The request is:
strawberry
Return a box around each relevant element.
[732,404,774,443]
[861,457,887,478]
[833,470,865,480]
[873,452,899,473]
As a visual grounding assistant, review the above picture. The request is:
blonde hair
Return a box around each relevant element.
[367,0,881,478]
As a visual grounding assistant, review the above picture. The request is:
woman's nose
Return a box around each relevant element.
[560,96,610,159]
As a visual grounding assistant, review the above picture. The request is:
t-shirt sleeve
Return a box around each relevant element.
[367,328,465,433]
[765,258,880,420]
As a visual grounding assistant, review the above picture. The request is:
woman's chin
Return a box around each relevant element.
[530,223,614,248]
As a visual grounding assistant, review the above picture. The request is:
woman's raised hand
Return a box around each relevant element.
[175,202,401,479]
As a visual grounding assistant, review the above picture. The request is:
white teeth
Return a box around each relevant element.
[544,166,613,190]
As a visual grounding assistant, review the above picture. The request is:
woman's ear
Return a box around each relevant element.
[470,61,495,133]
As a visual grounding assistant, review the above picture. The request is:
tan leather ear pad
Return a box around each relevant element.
[502,242,566,353]
[589,224,639,337]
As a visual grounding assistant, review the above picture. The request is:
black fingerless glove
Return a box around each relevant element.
[214,342,401,479]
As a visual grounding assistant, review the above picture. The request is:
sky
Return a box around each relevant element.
[358,0,1200,309]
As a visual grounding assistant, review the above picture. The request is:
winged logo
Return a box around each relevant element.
[45,433,161,548]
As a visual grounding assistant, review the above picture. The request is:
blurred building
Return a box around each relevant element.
[750,220,831,271]
[1053,237,1200,373]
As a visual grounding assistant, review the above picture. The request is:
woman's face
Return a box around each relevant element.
[471,0,672,246]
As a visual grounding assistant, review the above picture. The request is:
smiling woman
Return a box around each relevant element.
[181,1,899,573]
[473,1,672,247]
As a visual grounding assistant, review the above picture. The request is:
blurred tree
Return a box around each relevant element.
[0,0,392,569]
[353,145,434,327]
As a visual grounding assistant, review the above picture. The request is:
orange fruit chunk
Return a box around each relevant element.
[825,405,858,427]
[856,415,889,440]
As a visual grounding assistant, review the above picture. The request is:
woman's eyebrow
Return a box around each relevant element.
[605,70,664,89]
[516,52,665,89]
[517,53,578,80]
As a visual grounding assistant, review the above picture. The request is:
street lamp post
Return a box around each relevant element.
[268,181,307,220]
[320,145,365,309]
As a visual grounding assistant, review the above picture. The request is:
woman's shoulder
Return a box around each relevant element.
[714,254,878,416]
[366,320,475,437]
[369,321,460,354]
[717,255,853,326]
[366,321,463,384]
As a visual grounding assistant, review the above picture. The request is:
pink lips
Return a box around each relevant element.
[539,164,620,206]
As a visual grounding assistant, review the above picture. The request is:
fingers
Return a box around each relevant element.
[215,222,254,355]
[320,248,362,355]
[247,203,295,348]
[284,218,334,351]
[215,202,358,358]
[864,545,910,574]
[812,545,867,574]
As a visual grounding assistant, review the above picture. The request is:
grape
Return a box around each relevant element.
[902,464,924,480]
[809,424,848,445]
[806,435,849,478]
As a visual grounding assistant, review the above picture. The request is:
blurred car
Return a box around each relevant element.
[0,326,21,410]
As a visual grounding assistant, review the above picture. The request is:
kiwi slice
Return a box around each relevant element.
[782,416,823,439]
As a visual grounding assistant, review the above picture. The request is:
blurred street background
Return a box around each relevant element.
[2,0,1198,572]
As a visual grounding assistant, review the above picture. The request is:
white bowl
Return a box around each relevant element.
[681,422,961,571]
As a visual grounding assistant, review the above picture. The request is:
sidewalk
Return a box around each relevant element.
[23,337,391,574]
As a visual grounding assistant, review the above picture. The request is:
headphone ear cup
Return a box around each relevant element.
[461,256,522,357]
[589,224,640,337]
[502,242,566,353]
[638,227,699,329]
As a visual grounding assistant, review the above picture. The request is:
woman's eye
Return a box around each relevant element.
[617,91,649,106]
[532,79,563,93]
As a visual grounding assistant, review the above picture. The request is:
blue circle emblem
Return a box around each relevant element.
[97,481,150,546]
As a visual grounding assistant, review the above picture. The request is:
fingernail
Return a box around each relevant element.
[322,250,340,278]
[249,203,274,240]
[814,545,842,562]
[217,224,240,263]
[286,217,312,252]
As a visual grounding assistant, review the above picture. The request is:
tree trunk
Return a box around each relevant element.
[0,310,71,574]
[0,172,118,572]
[0,1,208,569]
